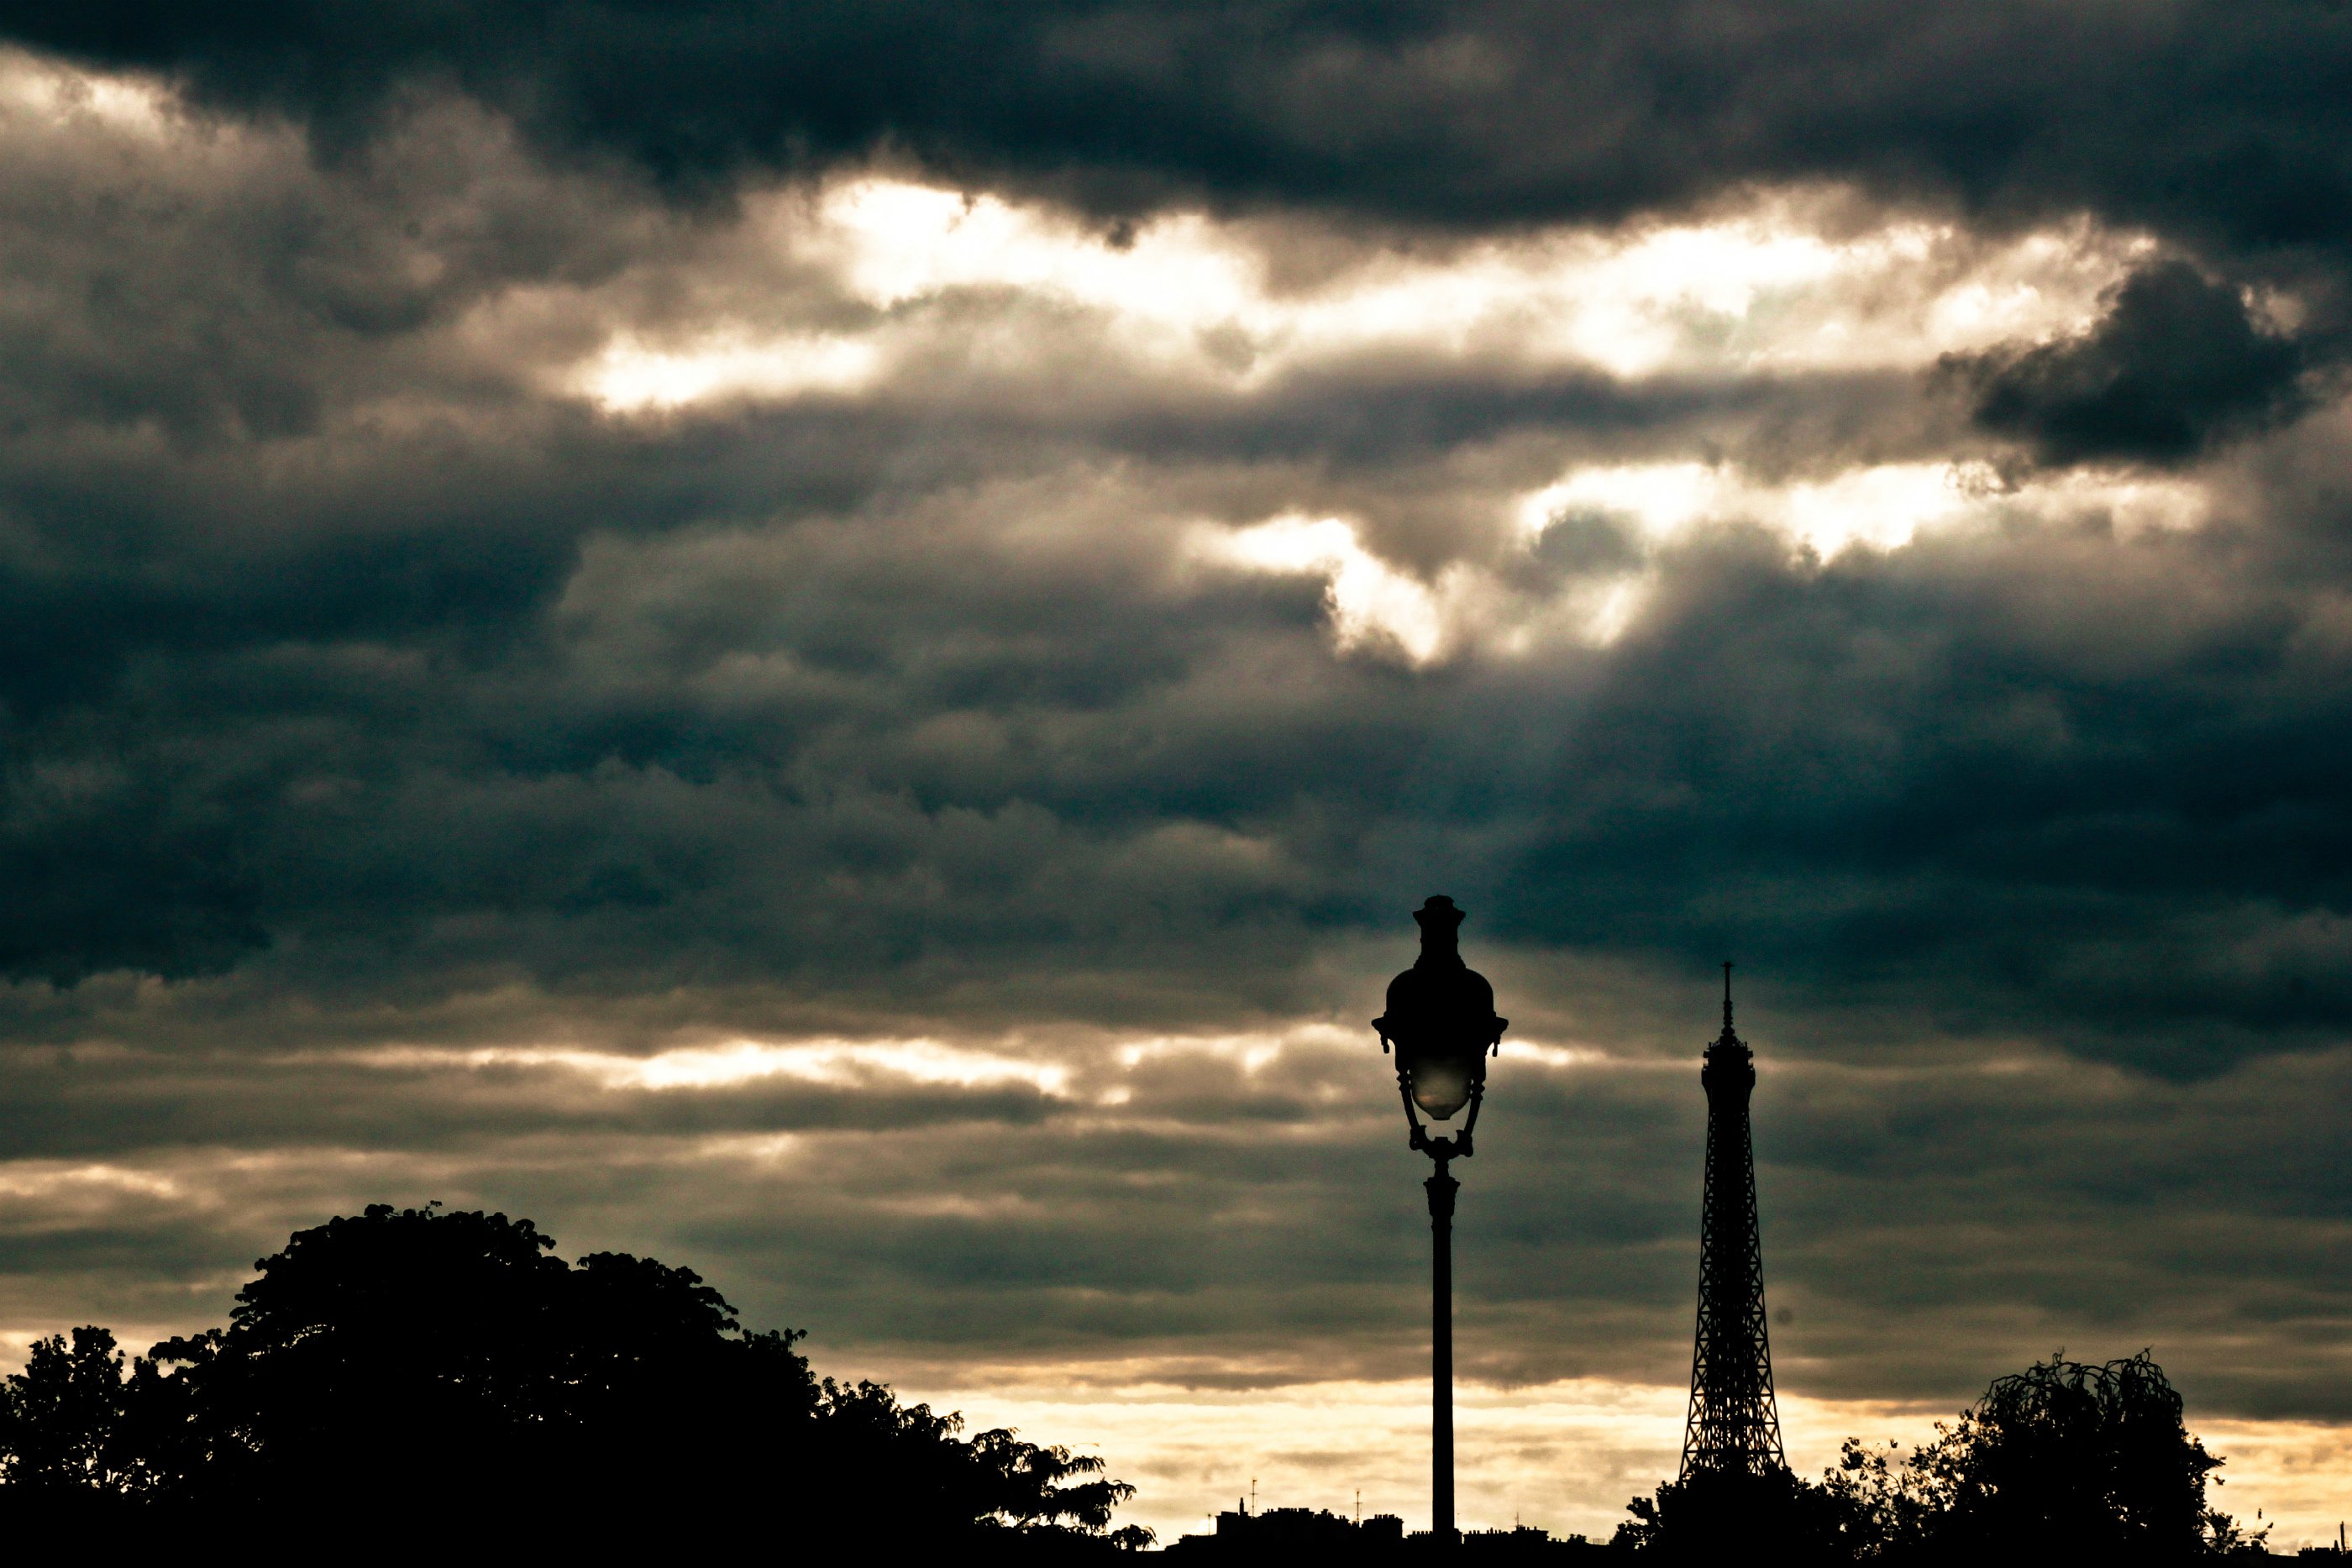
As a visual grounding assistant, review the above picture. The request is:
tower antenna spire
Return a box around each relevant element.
[1722,961,1734,1032]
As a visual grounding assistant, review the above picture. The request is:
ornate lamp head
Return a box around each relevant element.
[1373,896,1509,1125]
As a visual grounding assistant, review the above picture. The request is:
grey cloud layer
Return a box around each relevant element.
[0,24,2344,1476]
[0,73,2344,1068]
[16,1,2352,253]
[24,0,2352,441]
[4,1033,2344,1427]
[29,0,2352,490]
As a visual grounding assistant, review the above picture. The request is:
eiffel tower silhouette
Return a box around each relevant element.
[1680,962,1787,1478]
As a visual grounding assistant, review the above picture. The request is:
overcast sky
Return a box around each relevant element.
[0,1,2347,1544]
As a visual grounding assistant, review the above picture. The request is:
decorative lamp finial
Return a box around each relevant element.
[1414,896,1466,957]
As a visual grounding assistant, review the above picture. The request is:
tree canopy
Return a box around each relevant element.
[0,1204,1149,1550]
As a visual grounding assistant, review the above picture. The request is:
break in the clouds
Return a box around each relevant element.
[0,8,2347,1545]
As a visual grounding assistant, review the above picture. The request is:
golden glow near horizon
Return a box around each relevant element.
[2,1029,2350,1545]
[883,1372,2352,1549]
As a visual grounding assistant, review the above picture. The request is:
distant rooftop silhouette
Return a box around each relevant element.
[1164,1498,1609,1557]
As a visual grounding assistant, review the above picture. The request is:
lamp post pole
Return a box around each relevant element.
[1373,895,1506,1551]
[1428,1150,1459,1544]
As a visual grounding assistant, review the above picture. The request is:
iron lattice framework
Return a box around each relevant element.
[1680,964,1787,1479]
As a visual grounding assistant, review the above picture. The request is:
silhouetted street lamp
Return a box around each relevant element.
[1373,895,1508,1547]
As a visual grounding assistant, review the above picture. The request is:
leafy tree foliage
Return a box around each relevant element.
[1835,1352,2262,1561]
[0,1204,1149,1550]
[1613,1461,1849,1560]
[1622,1353,2265,1562]
[0,1328,142,1496]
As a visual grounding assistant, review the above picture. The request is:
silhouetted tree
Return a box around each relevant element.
[0,1328,136,1495]
[814,1377,1147,1549]
[1613,1462,1846,1560]
[0,1204,1149,1550]
[1819,1352,2265,1562]
[0,1325,207,1530]
[128,1204,813,1521]
[1819,1435,1946,1560]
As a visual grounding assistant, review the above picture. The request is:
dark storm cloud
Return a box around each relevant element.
[0,57,1981,1013]
[1947,260,2316,466]
[24,1,2352,485]
[19,448,2352,1073]
[9,0,2352,256]
[0,16,2346,1485]
[50,0,2352,476]
[0,176,2341,1072]
[1466,514,2352,1074]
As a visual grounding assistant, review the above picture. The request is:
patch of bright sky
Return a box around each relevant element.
[352,1037,1071,1097]
[581,173,2142,409]
[1097,1025,1625,1078]
[1519,459,2213,555]
[0,1160,183,1205]
[1196,460,2213,664]
[1200,514,1474,663]
[805,180,2128,380]
[899,1370,2352,1549]
[1113,1031,1305,1076]
[354,1023,1492,1103]
[333,1025,1623,1109]
[0,46,176,139]
[585,333,880,410]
